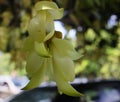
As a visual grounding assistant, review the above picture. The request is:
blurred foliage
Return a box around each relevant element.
[0,0,120,79]
[0,52,26,75]
[75,25,120,79]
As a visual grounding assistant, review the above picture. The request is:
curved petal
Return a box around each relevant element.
[26,52,44,77]
[35,1,63,19]
[28,11,46,42]
[35,1,58,10]
[43,11,55,41]
[45,58,54,80]
[45,11,54,35]
[52,37,81,60]
[28,11,55,42]
[53,55,75,81]
[34,42,51,57]
[53,64,83,96]
[51,41,75,81]
[44,30,54,42]
[48,8,63,19]
[23,58,47,90]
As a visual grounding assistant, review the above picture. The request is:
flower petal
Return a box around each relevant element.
[26,52,44,77]
[51,40,75,81]
[34,42,51,57]
[48,8,63,19]
[35,1,63,19]
[53,64,83,96]
[45,11,54,33]
[23,58,47,90]
[44,29,54,42]
[28,11,46,42]
[53,55,75,81]
[52,37,81,60]
[45,58,54,80]
[35,1,58,10]
[43,11,55,41]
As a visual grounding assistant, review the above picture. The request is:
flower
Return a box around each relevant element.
[26,1,63,44]
[23,1,83,96]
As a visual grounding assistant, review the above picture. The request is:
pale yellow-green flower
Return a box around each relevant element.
[23,1,83,96]
[26,1,63,44]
